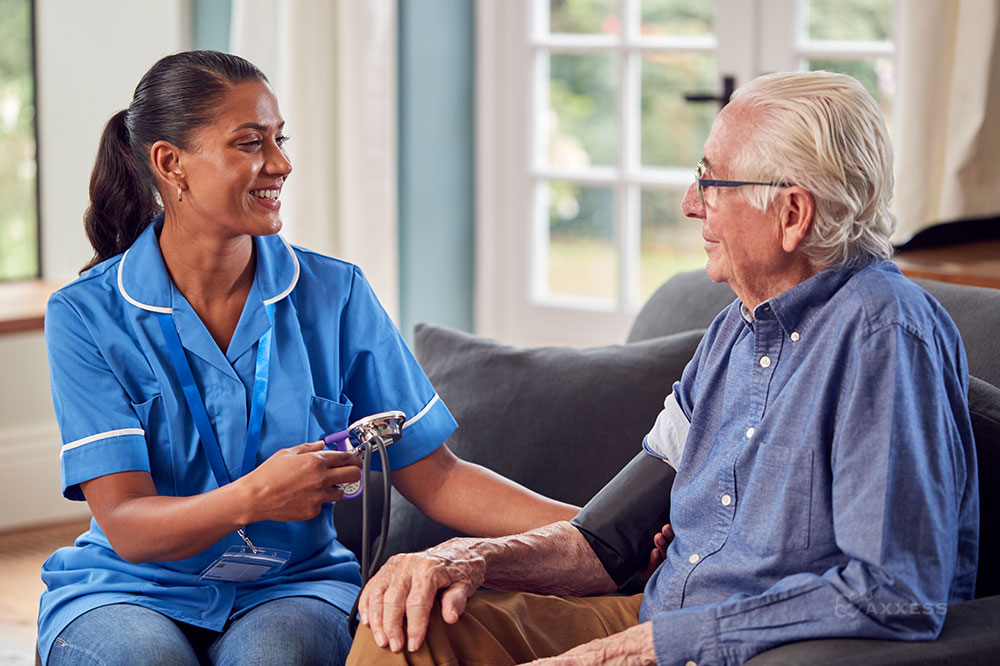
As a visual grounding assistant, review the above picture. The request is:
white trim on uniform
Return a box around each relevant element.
[60,428,146,457]
[402,393,440,430]
[117,249,172,314]
[263,236,301,305]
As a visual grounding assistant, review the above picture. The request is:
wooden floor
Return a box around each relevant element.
[0,519,89,664]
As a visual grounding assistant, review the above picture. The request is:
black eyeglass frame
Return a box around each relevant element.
[696,159,791,208]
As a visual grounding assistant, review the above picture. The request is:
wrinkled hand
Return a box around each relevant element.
[640,524,674,578]
[242,441,361,522]
[359,538,486,654]
[522,622,656,666]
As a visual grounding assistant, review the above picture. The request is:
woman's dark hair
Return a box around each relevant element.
[81,50,267,272]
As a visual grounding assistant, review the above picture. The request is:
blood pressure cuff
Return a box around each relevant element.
[570,451,675,588]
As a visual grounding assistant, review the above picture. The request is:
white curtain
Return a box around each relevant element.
[893,0,1000,243]
[230,0,399,320]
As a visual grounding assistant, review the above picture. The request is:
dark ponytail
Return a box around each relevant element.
[81,51,268,273]
[82,110,160,271]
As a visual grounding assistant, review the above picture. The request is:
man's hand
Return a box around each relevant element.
[359,537,485,654]
[523,622,657,665]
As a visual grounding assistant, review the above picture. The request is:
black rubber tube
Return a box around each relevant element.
[348,435,392,636]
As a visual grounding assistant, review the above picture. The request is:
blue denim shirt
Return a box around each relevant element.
[638,261,978,666]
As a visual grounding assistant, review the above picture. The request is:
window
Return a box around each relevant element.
[0,0,40,282]
[477,0,895,347]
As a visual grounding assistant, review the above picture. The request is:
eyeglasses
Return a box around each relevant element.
[695,159,791,208]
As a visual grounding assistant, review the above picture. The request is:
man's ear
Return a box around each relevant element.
[777,187,814,253]
[150,140,185,192]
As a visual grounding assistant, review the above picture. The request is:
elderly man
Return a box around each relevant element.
[347,71,979,666]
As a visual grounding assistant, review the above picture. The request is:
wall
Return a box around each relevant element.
[0,0,187,530]
[397,0,475,341]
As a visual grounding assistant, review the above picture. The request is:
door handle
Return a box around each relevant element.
[683,75,736,110]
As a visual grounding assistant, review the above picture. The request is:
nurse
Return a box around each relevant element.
[39,51,577,666]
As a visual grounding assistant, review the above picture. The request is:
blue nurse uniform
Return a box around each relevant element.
[38,216,457,664]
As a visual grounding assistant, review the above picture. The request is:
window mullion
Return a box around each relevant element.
[530,41,550,303]
[617,0,637,312]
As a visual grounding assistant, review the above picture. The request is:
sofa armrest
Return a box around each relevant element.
[745,595,1000,666]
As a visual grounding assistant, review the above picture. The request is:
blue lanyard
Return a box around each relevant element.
[157,304,275,487]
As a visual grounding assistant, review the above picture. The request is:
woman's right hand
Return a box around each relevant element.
[241,441,362,523]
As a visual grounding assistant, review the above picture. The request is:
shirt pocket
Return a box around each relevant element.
[741,444,814,556]
[306,395,353,443]
[131,394,163,436]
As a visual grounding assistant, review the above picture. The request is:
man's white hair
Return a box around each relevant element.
[729,70,895,268]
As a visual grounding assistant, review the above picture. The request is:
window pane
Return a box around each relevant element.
[640,188,705,303]
[807,57,894,136]
[0,0,39,281]
[641,0,714,37]
[641,52,716,168]
[549,0,619,35]
[545,181,616,301]
[547,52,618,168]
[803,0,892,42]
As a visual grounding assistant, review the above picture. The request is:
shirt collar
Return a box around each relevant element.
[116,214,300,314]
[742,261,892,336]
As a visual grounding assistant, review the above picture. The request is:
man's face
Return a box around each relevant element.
[681,101,785,299]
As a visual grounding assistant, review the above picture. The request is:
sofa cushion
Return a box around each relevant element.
[381,323,706,558]
[913,280,1000,388]
[744,595,1000,665]
[627,270,735,343]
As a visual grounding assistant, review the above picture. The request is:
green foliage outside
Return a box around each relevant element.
[549,53,618,169]
[640,51,715,168]
[0,0,39,281]
[640,0,714,36]
[806,0,892,41]
[549,0,617,33]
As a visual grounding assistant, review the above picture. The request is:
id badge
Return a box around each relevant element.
[199,545,292,582]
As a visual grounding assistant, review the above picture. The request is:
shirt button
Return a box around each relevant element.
[760,355,772,368]
[689,553,700,564]
[790,331,800,341]
[746,427,755,438]
[721,493,732,506]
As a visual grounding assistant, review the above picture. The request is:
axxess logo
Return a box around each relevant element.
[834,591,947,618]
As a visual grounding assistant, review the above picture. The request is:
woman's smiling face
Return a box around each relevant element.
[174,80,292,239]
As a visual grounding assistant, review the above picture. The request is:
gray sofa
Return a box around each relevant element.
[334,268,1000,664]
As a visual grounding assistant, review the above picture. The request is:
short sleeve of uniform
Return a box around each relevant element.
[339,266,457,470]
[45,294,150,501]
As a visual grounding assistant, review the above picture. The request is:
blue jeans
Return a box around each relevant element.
[47,597,353,665]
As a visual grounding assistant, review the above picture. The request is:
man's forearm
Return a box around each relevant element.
[470,521,618,596]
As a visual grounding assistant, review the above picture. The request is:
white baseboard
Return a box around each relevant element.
[0,422,91,531]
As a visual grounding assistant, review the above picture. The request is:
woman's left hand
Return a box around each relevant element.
[640,523,674,578]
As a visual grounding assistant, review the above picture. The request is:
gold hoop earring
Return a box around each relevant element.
[177,186,183,202]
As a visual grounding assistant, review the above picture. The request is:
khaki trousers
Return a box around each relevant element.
[347,590,643,666]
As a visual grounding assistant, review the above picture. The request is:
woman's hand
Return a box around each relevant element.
[240,441,362,523]
[81,441,361,563]
[640,524,674,578]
